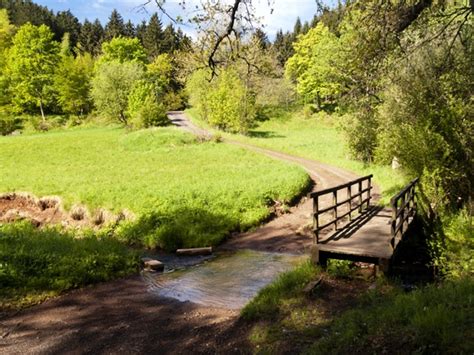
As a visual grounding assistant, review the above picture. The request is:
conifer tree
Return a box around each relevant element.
[124,20,135,37]
[104,9,125,40]
[161,24,176,53]
[142,13,163,59]
[55,10,81,50]
[79,18,104,56]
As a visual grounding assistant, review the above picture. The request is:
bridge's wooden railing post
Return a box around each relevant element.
[333,191,338,230]
[313,196,320,243]
[358,181,363,213]
[347,186,352,221]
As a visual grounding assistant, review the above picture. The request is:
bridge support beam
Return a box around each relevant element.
[376,258,390,275]
[310,245,327,267]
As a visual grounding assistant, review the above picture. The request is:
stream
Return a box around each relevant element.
[143,250,304,309]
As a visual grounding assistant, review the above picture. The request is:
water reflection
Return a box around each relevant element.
[144,250,303,309]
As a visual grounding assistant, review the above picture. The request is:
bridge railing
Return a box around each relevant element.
[390,177,419,249]
[310,174,373,243]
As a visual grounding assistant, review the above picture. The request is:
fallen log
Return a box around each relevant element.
[176,247,213,256]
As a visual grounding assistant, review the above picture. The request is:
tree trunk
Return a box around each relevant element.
[39,99,45,123]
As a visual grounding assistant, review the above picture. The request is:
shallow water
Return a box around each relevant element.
[144,250,303,309]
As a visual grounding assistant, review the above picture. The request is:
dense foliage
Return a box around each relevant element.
[0,4,190,131]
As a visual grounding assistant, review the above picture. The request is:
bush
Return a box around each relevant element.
[187,67,257,134]
[91,61,144,124]
[0,107,21,135]
[127,81,168,129]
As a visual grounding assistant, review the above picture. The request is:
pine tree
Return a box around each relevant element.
[79,18,104,56]
[136,20,147,44]
[293,17,302,37]
[55,10,81,50]
[161,24,177,53]
[124,20,135,38]
[273,29,293,66]
[252,28,269,50]
[104,9,125,40]
[142,13,163,59]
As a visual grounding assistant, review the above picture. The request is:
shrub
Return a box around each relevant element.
[91,61,144,124]
[187,67,257,134]
[127,80,168,129]
[0,107,21,135]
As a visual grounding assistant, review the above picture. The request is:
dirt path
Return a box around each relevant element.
[0,113,372,354]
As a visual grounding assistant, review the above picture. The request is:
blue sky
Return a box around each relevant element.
[34,0,325,39]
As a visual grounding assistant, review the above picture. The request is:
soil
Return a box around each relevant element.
[0,112,378,354]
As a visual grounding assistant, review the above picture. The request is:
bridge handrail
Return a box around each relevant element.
[311,174,373,243]
[390,177,419,249]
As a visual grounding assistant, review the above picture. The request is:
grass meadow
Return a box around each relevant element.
[0,126,310,250]
[187,108,407,205]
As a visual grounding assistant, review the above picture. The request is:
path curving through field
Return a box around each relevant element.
[168,111,379,254]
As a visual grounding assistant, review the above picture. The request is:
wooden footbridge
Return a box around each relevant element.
[310,175,419,272]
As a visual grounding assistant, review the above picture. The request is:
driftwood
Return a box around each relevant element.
[176,247,213,256]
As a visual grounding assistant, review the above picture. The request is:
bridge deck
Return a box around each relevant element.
[316,206,393,262]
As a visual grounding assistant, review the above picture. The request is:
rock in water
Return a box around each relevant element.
[142,258,164,272]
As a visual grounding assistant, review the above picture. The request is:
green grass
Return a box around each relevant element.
[187,108,407,204]
[309,278,474,354]
[0,222,140,309]
[241,260,319,321]
[242,261,474,353]
[0,126,310,250]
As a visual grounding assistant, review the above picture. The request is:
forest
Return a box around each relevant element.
[0,0,472,353]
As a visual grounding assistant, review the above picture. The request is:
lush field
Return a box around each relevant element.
[187,108,407,204]
[0,222,140,309]
[0,126,310,250]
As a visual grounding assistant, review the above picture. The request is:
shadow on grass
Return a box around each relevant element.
[246,130,286,139]
[114,206,240,252]
[0,222,140,310]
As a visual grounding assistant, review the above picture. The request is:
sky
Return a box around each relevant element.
[34,0,325,39]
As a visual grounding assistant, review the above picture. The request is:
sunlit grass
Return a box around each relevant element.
[0,126,310,250]
[187,108,407,204]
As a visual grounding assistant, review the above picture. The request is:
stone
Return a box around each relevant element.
[391,156,401,170]
[142,258,164,272]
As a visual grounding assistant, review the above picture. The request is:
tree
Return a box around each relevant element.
[0,9,14,107]
[55,10,81,49]
[127,80,167,128]
[91,61,144,124]
[124,20,135,37]
[187,67,256,133]
[286,23,343,108]
[142,13,163,59]
[55,50,94,116]
[99,36,147,64]
[252,28,269,50]
[78,19,104,56]
[293,17,302,38]
[7,23,60,121]
[104,9,125,41]
[273,29,294,67]
[161,24,177,53]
